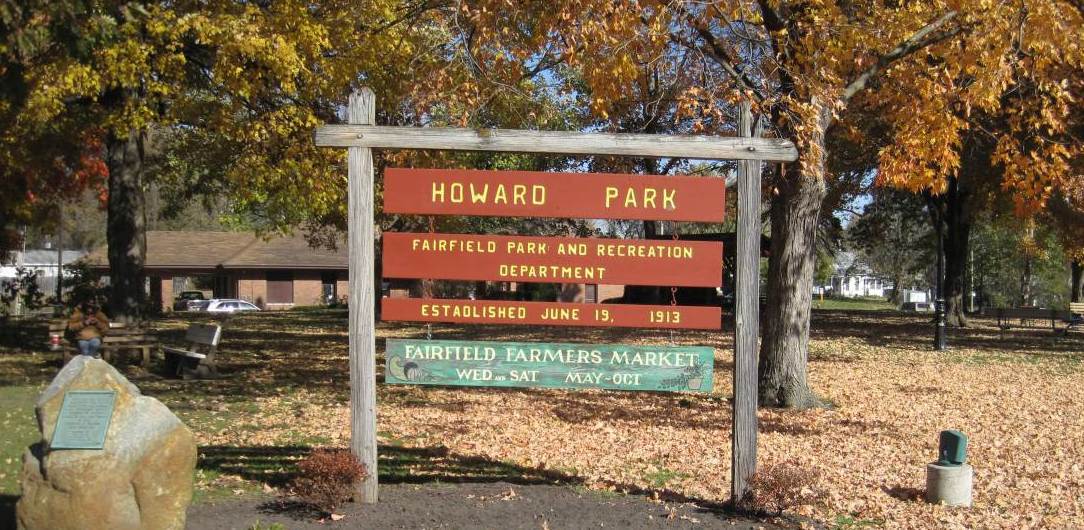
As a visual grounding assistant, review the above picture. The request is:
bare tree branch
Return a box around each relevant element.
[1066,0,1084,17]
[840,11,962,104]
[755,0,787,32]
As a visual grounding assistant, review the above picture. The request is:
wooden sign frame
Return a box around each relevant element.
[315,89,793,504]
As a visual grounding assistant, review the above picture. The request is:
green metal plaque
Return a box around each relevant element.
[51,390,116,450]
[385,339,714,393]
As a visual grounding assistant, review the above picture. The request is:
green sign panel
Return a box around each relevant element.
[51,390,116,450]
[385,339,714,393]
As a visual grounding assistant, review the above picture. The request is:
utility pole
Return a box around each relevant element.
[56,202,64,309]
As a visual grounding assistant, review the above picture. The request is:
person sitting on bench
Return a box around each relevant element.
[68,300,110,358]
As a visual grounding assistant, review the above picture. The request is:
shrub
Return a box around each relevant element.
[738,460,823,515]
[289,448,367,515]
[0,267,46,317]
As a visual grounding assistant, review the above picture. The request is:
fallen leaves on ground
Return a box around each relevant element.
[14,308,1084,528]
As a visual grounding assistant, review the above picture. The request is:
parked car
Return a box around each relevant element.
[200,299,262,313]
[173,290,207,311]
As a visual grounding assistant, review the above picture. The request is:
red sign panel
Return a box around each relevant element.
[382,298,721,330]
[384,168,726,222]
[383,233,723,287]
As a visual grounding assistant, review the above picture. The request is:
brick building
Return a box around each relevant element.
[86,231,347,311]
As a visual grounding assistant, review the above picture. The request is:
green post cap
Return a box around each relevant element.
[937,429,968,466]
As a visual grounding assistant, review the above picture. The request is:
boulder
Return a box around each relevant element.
[16,356,197,530]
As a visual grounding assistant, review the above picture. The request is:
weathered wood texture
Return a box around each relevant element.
[315,125,798,162]
[385,339,714,393]
[347,89,378,503]
[731,102,762,505]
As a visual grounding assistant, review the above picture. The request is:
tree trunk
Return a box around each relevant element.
[888,271,905,305]
[1072,260,1083,303]
[105,128,147,323]
[943,217,970,325]
[411,279,435,298]
[1020,255,1033,306]
[926,175,971,327]
[758,118,827,409]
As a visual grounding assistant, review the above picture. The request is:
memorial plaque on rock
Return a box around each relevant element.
[51,390,116,450]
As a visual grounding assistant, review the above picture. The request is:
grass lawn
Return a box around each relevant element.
[812,296,896,311]
[1,307,1082,528]
[0,385,40,494]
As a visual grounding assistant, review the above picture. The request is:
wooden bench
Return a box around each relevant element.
[994,307,1072,339]
[1064,302,1084,335]
[162,323,222,379]
[49,321,157,368]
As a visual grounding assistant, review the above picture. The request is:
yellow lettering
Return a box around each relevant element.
[643,188,657,209]
[532,185,546,205]
[513,184,527,205]
[605,187,618,208]
[663,188,676,210]
[624,187,637,208]
[469,183,489,203]
[432,182,445,203]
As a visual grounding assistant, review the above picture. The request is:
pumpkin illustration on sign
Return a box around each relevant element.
[387,355,421,381]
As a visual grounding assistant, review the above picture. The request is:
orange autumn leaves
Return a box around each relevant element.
[455,1,1082,227]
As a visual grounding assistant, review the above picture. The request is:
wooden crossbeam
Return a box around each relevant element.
[315,125,798,162]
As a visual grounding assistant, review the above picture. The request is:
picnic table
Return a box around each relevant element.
[48,320,159,368]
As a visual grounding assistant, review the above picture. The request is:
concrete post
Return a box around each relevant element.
[926,462,973,507]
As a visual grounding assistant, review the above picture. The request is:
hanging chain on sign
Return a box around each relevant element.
[669,222,680,344]
[427,215,435,341]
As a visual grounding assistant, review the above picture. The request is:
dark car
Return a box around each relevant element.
[173,291,207,311]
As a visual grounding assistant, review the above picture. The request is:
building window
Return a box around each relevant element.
[321,272,338,304]
[267,271,294,304]
[585,284,598,304]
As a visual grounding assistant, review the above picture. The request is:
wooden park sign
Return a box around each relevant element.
[382,298,721,329]
[383,232,723,287]
[384,168,726,222]
[385,339,714,392]
[315,88,797,504]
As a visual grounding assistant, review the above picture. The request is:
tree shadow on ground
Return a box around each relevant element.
[810,309,1084,359]
[0,493,15,529]
[198,443,732,512]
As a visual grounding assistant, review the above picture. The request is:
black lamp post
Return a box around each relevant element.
[934,220,947,351]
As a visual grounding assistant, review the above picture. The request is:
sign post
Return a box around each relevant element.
[318,89,798,505]
[731,102,763,503]
[347,88,379,503]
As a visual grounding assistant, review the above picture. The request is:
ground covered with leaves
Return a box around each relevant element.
[1,307,1081,528]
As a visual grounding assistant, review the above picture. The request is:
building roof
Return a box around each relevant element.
[85,231,347,271]
[3,250,86,267]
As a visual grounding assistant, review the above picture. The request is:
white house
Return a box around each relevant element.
[1,248,87,296]
[831,275,890,298]
[821,252,892,298]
